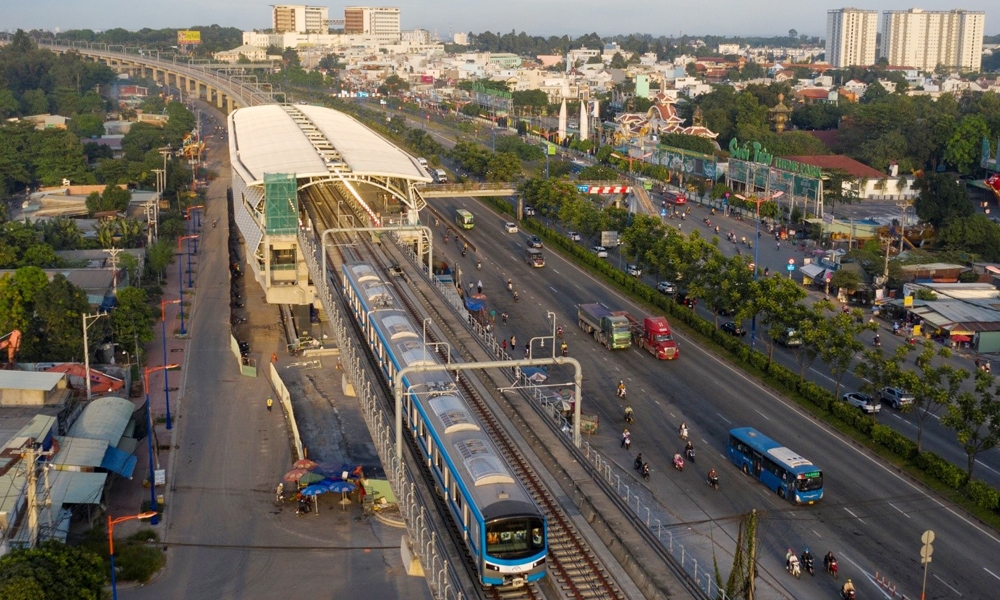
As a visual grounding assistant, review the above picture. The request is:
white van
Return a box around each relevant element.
[434,169,448,183]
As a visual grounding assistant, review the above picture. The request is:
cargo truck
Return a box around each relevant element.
[615,313,679,360]
[577,303,632,349]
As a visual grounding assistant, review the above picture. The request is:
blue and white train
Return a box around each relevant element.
[342,262,547,587]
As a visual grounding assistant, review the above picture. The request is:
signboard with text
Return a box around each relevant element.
[177,30,202,45]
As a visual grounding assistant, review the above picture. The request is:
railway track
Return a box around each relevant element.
[305,192,625,600]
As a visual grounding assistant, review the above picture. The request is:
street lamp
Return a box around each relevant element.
[143,364,178,525]
[735,190,783,353]
[159,299,181,429]
[108,511,158,600]
[177,235,197,324]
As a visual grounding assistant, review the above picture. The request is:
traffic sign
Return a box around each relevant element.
[788,258,795,264]
[787,263,795,272]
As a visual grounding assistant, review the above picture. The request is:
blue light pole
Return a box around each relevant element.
[176,236,196,335]
[160,299,180,430]
[143,365,176,525]
[186,237,194,288]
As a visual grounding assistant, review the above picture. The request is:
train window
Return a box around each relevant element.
[485,517,545,557]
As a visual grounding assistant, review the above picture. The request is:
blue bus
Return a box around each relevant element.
[727,427,824,505]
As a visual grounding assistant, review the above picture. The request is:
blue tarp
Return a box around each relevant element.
[464,294,486,312]
[100,446,137,479]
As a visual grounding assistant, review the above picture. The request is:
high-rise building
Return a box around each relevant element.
[880,9,985,72]
[272,5,329,34]
[344,6,401,45]
[826,8,879,67]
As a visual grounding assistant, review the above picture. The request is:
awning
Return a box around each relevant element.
[800,264,825,279]
[100,446,138,479]
[49,471,107,508]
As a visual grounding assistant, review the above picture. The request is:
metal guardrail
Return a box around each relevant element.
[299,231,467,600]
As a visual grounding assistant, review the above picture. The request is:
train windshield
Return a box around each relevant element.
[485,517,545,559]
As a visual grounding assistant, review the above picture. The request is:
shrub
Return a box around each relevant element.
[114,542,165,582]
[966,479,1000,511]
[916,452,967,489]
[871,424,918,459]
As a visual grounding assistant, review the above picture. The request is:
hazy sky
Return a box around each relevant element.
[5,1,997,38]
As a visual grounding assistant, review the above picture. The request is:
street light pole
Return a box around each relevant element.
[143,364,178,526]
[82,312,107,401]
[108,511,157,600]
[160,299,180,430]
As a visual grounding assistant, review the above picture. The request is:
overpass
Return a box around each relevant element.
[34,39,280,113]
[419,180,629,198]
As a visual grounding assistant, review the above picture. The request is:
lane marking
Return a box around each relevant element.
[975,460,1000,476]
[933,574,962,596]
[716,413,732,424]
[888,503,910,518]
[985,568,1000,582]
[844,507,862,520]
[753,409,770,421]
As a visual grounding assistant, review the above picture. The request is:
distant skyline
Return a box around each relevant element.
[5,1,998,38]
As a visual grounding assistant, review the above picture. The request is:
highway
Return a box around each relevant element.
[428,195,1000,600]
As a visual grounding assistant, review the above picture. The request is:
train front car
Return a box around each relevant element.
[341,262,547,588]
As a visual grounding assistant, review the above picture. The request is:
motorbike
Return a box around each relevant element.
[617,385,627,399]
[634,456,643,471]
[513,291,519,302]
[624,407,634,424]
[841,590,856,600]
[507,280,513,292]
[556,326,563,337]
[672,454,684,472]
[707,472,719,490]
[476,260,481,270]
[826,558,839,579]
[685,446,696,462]
[874,336,881,348]
[803,554,815,576]
[461,248,467,257]
[560,342,568,356]
[641,463,650,481]
[679,426,688,441]
[787,557,801,579]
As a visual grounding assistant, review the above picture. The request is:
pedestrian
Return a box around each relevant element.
[477,280,483,294]
[276,482,284,502]
[502,339,507,351]
[510,335,516,348]
[524,344,530,359]
[468,282,474,295]
[266,397,273,412]
[776,241,781,250]
[502,312,508,324]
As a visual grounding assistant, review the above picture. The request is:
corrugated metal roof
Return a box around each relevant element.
[49,471,106,507]
[0,371,64,391]
[67,395,133,446]
[52,436,108,468]
[228,104,430,186]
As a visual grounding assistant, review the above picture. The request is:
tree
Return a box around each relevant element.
[609,52,628,69]
[0,540,105,600]
[913,172,973,228]
[895,342,968,452]
[33,274,90,361]
[745,274,807,363]
[111,286,155,350]
[942,370,1000,479]
[944,114,991,174]
[828,268,861,295]
[146,239,175,283]
[937,214,1000,262]
[485,152,522,182]
[811,304,873,398]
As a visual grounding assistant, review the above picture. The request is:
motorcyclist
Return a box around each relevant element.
[785,548,795,569]
[617,380,626,398]
[787,552,800,575]
[507,278,513,291]
[560,340,568,356]
[824,551,837,572]
[679,422,688,440]
[874,333,881,347]
[841,578,855,597]
[685,440,694,457]
[802,548,814,573]
[707,468,718,486]
[513,291,519,302]
[673,453,684,468]
[641,462,650,478]
[634,453,643,470]
[624,405,634,422]
[476,259,482,270]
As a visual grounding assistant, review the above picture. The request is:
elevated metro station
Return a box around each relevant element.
[228,104,432,305]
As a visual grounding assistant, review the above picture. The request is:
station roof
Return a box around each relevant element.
[229,104,431,186]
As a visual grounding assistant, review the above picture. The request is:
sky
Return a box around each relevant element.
[4,1,997,38]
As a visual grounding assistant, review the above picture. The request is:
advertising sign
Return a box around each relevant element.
[177,30,202,45]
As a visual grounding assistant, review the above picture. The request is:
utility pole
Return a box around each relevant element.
[896,200,912,253]
[104,248,123,294]
[82,312,107,401]
[25,445,38,548]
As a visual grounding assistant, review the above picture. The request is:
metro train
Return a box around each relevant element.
[341,262,547,587]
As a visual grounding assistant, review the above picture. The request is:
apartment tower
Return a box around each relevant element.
[344,6,402,45]
[880,9,985,72]
[826,8,879,67]
[272,5,329,34]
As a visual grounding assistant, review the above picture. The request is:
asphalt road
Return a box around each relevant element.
[428,196,1000,600]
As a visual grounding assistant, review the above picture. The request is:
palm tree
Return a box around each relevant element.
[96,221,117,249]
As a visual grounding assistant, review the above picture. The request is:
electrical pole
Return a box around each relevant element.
[104,248,123,294]
[25,445,38,548]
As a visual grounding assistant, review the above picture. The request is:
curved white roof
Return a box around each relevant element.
[229,104,431,186]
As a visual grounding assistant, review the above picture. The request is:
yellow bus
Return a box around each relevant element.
[455,209,474,229]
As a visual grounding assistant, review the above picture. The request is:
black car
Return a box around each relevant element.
[721,322,746,337]
[238,341,251,356]
[527,235,543,248]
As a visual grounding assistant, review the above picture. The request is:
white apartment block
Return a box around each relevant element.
[880,9,985,72]
[344,6,401,45]
[272,5,329,34]
[826,8,879,67]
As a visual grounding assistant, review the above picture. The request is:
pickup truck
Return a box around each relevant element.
[578,303,632,350]
[616,312,679,360]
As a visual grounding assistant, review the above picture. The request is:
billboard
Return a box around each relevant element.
[177,30,201,45]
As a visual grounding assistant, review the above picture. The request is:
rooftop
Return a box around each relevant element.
[781,154,886,179]
[0,371,65,392]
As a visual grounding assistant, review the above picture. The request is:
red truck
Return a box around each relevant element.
[615,312,680,360]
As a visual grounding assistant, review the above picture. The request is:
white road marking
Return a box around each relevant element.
[984,567,1000,582]
[844,507,862,520]
[888,503,910,518]
[753,409,770,421]
[812,529,823,538]
[975,460,1000,476]
[933,574,962,596]
[549,286,559,293]
[716,413,732,424]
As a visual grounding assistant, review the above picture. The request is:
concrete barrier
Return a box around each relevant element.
[269,362,304,460]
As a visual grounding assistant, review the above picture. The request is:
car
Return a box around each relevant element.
[843,392,881,414]
[776,328,803,348]
[524,205,536,216]
[715,306,735,316]
[656,281,677,295]
[417,157,428,166]
[591,245,608,258]
[721,322,746,337]
[527,235,543,248]
[568,231,581,241]
[879,387,915,409]
[626,264,642,277]
[504,222,518,234]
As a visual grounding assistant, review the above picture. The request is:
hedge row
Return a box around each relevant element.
[476,199,1000,517]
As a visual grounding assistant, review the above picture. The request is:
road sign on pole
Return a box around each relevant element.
[920,530,934,600]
